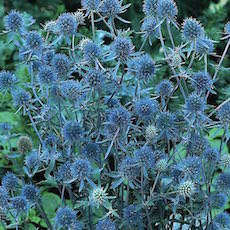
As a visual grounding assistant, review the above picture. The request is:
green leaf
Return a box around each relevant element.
[41,192,61,219]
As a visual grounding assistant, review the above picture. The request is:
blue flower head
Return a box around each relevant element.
[196,37,214,56]
[143,0,158,15]
[183,18,204,41]
[99,0,122,18]
[0,186,9,210]
[203,148,219,166]
[191,71,213,92]
[187,133,209,156]
[218,102,230,125]
[210,193,228,209]
[156,79,173,97]
[56,13,78,36]
[123,204,142,228]
[25,31,43,52]
[185,93,206,113]
[86,68,104,89]
[52,53,71,77]
[156,0,178,20]
[43,134,57,150]
[107,106,131,130]
[178,180,196,198]
[21,184,40,203]
[96,217,116,230]
[82,142,101,160]
[25,150,40,173]
[82,40,101,63]
[12,89,31,107]
[118,157,139,180]
[4,10,23,32]
[38,65,57,84]
[61,80,83,101]
[111,37,134,62]
[216,172,230,193]
[155,157,168,172]
[0,71,16,93]
[141,16,160,39]
[145,125,158,142]
[11,196,28,216]
[71,158,92,181]
[43,50,55,66]
[135,146,155,169]
[56,162,74,184]
[176,156,201,180]
[2,172,19,192]
[156,111,176,139]
[81,0,101,12]
[63,121,83,143]
[135,98,158,121]
[132,54,156,81]
[213,212,230,229]
[55,207,77,229]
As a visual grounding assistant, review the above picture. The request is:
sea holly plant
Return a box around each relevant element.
[0,0,230,229]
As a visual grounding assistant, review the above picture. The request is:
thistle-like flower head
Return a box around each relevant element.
[38,65,57,84]
[17,136,33,154]
[2,172,19,192]
[135,145,155,169]
[4,10,23,32]
[52,53,71,77]
[82,142,101,160]
[131,54,156,81]
[143,0,158,16]
[123,204,142,227]
[111,36,134,62]
[156,79,173,97]
[156,0,178,20]
[135,98,159,121]
[55,207,77,229]
[182,18,204,41]
[191,71,213,92]
[63,121,83,143]
[218,102,230,125]
[25,31,43,52]
[196,37,214,56]
[21,184,40,203]
[178,180,196,198]
[56,13,78,36]
[185,93,206,113]
[141,16,160,39]
[0,71,17,93]
[71,158,92,181]
[99,0,122,18]
[118,157,139,180]
[11,196,28,216]
[96,217,116,230]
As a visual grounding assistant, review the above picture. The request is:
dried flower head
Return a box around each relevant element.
[17,136,33,154]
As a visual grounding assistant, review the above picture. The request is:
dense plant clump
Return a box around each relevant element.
[0,0,230,229]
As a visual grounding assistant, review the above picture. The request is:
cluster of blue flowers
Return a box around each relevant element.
[0,0,230,229]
